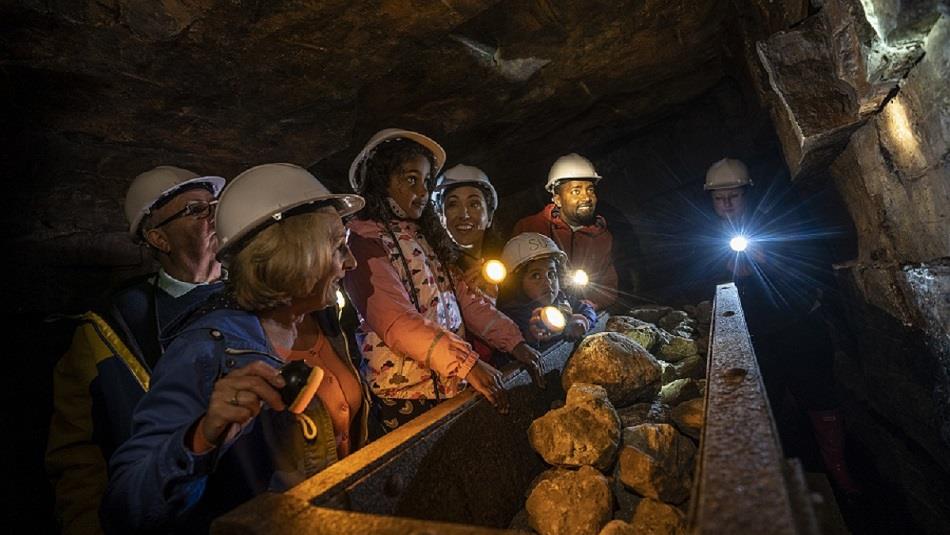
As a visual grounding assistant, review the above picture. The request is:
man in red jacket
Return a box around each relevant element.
[512,153,618,310]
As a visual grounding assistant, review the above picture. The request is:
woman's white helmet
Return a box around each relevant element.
[501,232,568,273]
[348,128,446,194]
[215,163,364,260]
[124,166,226,242]
[704,158,753,190]
[433,164,498,214]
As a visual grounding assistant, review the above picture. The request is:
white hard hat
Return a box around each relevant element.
[348,128,447,194]
[704,158,753,190]
[125,165,226,242]
[545,153,602,193]
[433,164,498,213]
[501,232,568,274]
[216,163,365,260]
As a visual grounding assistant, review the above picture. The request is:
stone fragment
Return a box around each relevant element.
[530,383,621,471]
[657,336,699,363]
[660,379,702,407]
[627,306,673,324]
[672,398,704,440]
[611,472,642,520]
[563,332,662,406]
[658,310,689,331]
[618,400,672,429]
[660,361,677,385]
[618,423,696,504]
[606,315,670,352]
[526,466,613,535]
[672,354,704,380]
[630,498,687,535]
[599,519,637,535]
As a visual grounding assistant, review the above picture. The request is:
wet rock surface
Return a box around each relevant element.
[529,383,621,471]
[526,466,613,535]
[563,332,662,407]
[618,423,697,504]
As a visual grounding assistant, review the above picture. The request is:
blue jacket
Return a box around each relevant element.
[46,275,222,535]
[101,305,369,534]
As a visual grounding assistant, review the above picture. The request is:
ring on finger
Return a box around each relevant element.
[229,390,241,406]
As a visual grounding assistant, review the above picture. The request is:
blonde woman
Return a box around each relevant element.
[102,164,367,533]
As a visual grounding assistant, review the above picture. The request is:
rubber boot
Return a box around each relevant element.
[809,408,862,495]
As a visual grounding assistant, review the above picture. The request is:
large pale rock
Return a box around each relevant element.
[526,466,613,535]
[618,400,672,428]
[529,383,621,471]
[672,398,704,440]
[618,424,696,504]
[657,336,699,363]
[599,519,637,535]
[630,498,687,535]
[563,332,662,407]
[660,379,702,407]
[606,315,669,352]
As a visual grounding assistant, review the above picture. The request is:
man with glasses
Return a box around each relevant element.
[46,166,226,535]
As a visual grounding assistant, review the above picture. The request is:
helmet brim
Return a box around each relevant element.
[128,175,226,242]
[216,192,365,260]
[348,130,446,193]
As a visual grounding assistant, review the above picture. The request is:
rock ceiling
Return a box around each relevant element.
[5,0,738,193]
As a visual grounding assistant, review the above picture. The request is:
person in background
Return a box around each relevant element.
[46,166,225,535]
[496,232,596,350]
[702,157,861,496]
[512,153,618,310]
[344,128,545,432]
[101,163,370,533]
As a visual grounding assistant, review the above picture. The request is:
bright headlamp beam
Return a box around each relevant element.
[729,236,749,252]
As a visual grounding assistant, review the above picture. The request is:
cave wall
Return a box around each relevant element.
[748,1,949,530]
[829,14,950,533]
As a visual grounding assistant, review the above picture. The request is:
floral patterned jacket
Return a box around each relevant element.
[343,218,525,400]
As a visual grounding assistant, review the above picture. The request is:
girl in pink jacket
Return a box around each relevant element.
[343,129,545,431]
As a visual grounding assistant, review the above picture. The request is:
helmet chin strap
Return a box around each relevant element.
[386,197,409,219]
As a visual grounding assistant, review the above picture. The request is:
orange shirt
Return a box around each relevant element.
[288,334,362,458]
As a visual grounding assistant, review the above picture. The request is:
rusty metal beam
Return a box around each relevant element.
[688,283,818,535]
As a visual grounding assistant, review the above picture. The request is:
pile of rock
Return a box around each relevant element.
[517,303,711,535]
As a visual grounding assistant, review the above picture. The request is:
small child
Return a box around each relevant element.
[496,232,596,348]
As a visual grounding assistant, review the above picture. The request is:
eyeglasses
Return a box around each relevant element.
[151,199,218,229]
